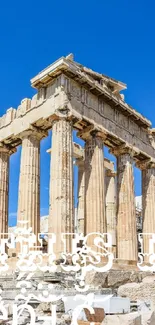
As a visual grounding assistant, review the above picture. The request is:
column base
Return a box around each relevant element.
[113,258,138,270]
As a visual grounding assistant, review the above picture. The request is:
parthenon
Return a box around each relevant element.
[1,53,155,263]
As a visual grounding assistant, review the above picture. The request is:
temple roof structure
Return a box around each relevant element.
[31,53,151,129]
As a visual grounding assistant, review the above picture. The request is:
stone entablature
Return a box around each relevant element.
[0,55,154,162]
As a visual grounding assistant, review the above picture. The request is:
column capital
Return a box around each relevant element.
[18,125,48,140]
[106,170,117,177]
[55,105,72,119]
[136,158,155,170]
[75,158,84,168]
[149,128,155,136]
[77,124,107,142]
[94,131,107,142]
[48,114,74,129]
[77,125,95,140]
[50,118,73,131]
[0,143,16,155]
[110,144,139,157]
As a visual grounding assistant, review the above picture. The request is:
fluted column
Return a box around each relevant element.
[49,119,73,257]
[0,147,13,236]
[17,130,44,237]
[112,147,137,261]
[85,136,106,248]
[105,169,117,257]
[137,160,155,260]
[76,159,85,234]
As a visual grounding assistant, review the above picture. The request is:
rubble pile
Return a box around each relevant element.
[0,268,154,324]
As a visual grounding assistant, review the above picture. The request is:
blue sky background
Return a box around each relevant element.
[0,0,154,226]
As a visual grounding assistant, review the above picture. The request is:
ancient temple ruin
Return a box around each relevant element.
[0,53,155,262]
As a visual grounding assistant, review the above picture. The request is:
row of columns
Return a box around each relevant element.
[0,118,155,262]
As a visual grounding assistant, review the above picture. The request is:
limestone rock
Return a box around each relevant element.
[102,312,141,324]
[85,271,108,288]
[142,276,155,284]
[36,302,51,313]
[141,311,155,325]
[108,270,136,288]
[85,270,140,289]
[118,282,155,301]
[138,272,152,282]
[36,299,64,313]
[61,314,71,324]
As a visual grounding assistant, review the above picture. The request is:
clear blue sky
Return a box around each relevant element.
[0,0,154,226]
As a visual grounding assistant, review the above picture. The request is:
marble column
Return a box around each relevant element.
[0,147,12,236]
[49,119,73,257]
[105,169,117,257]
[113,147,137,261]
[85,136,106,248]
[76,158,85,234]
[138,161,155,260]
[17,130,43,238]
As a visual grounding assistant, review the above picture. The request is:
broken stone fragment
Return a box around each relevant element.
[102,312,141,325]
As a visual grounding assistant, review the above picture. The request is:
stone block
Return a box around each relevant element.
[142,276,155,284]
[16,98,31,117]
[5,108,16,125]
[108,271,132,287]
[36,302,51,313]
[36,299,64,313]
[141,311,155,325]
[85,270,140,290]
[37,88,46,105]
[85,271,108,288]
[1,280,17,289]
[0,114,6,128]
[102,312,141,325]
[16,104,23,118]
[21,98,31,111]
[31,94,38,108]
[118,282,155,301]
